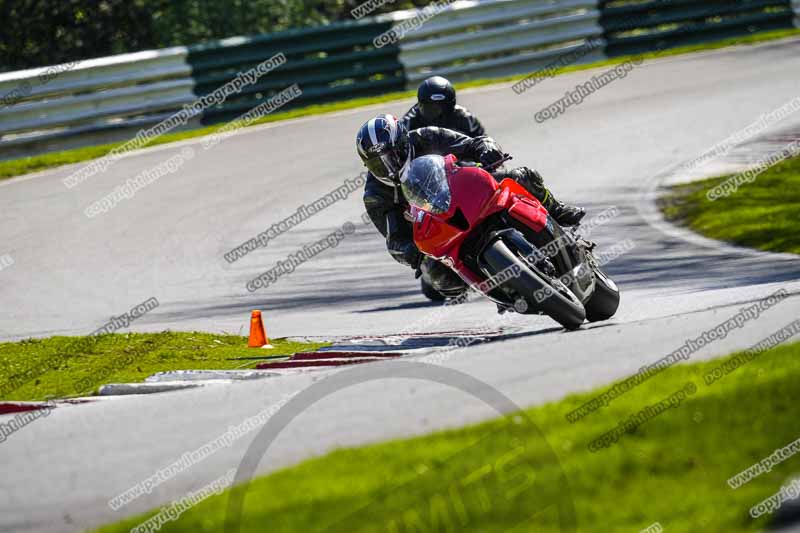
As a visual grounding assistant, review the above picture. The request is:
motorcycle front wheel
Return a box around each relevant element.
[482,239,586,330]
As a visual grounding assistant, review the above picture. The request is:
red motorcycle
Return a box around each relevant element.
[403,154,620,330]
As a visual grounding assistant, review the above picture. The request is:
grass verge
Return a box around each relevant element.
[661,155,800,254]
[0,332,327,401]
[93,339,800,532]
[2,28,800,181]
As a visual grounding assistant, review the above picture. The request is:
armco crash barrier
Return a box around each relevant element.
[0,17,401,159]
[0,0,602,158]
[1,0,798,159]
[598,0,797,57]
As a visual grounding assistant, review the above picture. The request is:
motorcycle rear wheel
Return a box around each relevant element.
[585,267,620,322]
[483,239,585,330]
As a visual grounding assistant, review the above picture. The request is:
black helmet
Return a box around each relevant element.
[356,114,409,187]
[417,76,456,122]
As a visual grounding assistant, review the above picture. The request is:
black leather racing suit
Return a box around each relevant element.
[402,104,486,137]
[362,127,549,297]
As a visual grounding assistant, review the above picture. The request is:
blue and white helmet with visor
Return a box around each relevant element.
[356,114,411,187]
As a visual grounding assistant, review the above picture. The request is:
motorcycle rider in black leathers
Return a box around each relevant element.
[357,113,585,301]
[402,76,485,137]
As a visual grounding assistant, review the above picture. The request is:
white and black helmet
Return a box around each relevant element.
[356,114,410,187]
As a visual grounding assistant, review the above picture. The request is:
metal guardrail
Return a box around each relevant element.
[0,0,605,159]
[391,0,606,84]
[0,48,191,103]
[0,48,195,159]
[0,0,797,160]
[0,19,399,159]
[186,18,403,124]
[598,0,796,57]
[0,48,193,134]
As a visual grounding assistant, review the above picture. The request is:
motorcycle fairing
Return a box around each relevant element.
[411,156,551,301]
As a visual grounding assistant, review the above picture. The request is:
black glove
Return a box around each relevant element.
[479,150,503,169]
[473,136,504,168]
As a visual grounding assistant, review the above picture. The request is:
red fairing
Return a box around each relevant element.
[447,164,499,223]
[413,207,463,258]
[491,178,548,232]
[411,155,550,291]
[412,155,500,260]
[507,198,548,233]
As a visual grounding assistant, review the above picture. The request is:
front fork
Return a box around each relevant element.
[479,222,597,305]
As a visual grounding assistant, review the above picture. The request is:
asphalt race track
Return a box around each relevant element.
[1,38,800,533]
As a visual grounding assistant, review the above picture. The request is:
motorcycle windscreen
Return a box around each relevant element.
[401,155,451,215]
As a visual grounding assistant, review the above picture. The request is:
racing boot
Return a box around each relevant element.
[420,257,468,300]
[543,193,586,227]
[420,277,446,302]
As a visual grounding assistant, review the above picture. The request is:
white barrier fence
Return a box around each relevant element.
[387,0,605,84]
[0,0,605,160]
[0,48,195,160]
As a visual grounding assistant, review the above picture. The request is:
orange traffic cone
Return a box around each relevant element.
[248,310,272,348]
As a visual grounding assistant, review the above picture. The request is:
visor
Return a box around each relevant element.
[401,155,451,215]
[419,101,445,121]
[365,150,404,181]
